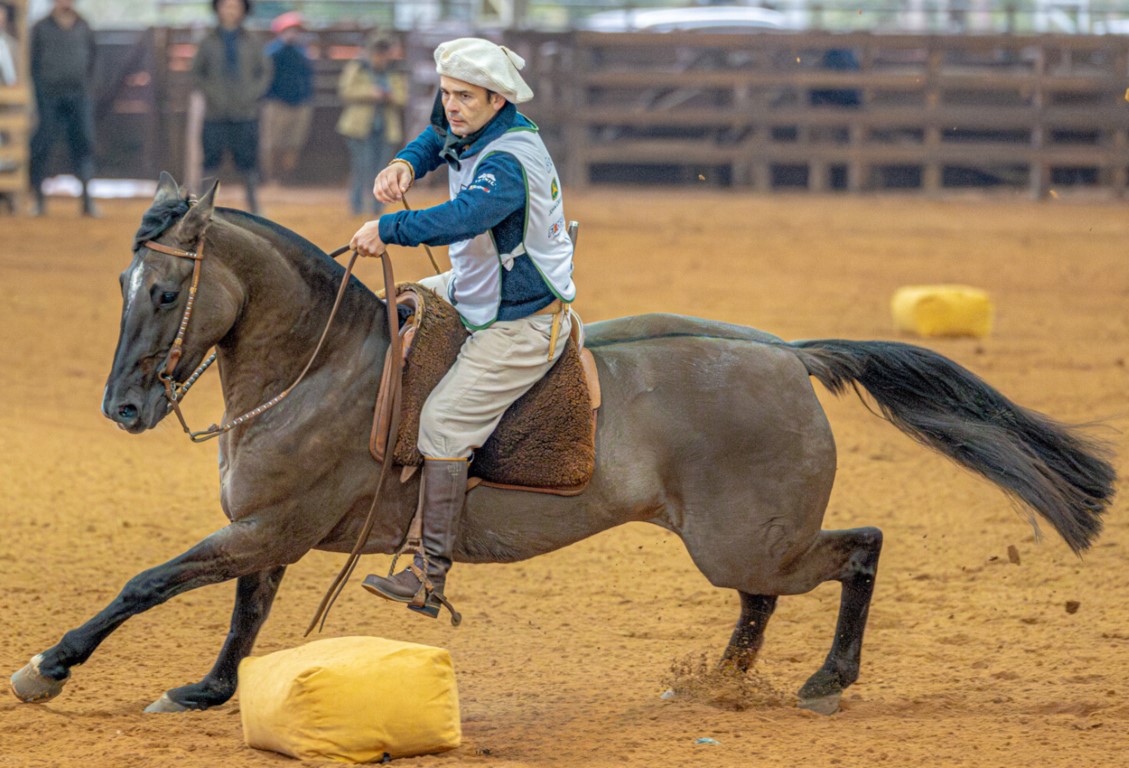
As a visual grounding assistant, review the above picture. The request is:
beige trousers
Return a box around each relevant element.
[417,270,571,459]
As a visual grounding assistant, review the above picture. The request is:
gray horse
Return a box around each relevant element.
[10,174,1115,717]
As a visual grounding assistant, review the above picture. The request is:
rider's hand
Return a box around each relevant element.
[350,220,387,258]
[374,162,412,204]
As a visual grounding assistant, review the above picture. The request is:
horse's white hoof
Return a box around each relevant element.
[798,692,841,715]
[9,654,69,703]
[144,693,190,713]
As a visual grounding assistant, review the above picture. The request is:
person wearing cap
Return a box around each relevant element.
[191,0,272,213]
[352,37,576,621]
[261,11,314,183]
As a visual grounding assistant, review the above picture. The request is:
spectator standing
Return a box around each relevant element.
[191,0,272,213]
[28,0,98,217]
[261,11,313,184]
[336,31,405,216]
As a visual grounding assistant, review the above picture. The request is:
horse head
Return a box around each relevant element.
[103,172,243,433]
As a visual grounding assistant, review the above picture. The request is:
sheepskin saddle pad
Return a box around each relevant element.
[374,284,598,494]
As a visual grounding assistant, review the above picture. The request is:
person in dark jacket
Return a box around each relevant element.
[28,0,98,216]
[261,11,313,183]
[191,0,272,213]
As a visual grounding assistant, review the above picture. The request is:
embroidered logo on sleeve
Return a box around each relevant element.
[467,171,497,194]
[550,177,560,200]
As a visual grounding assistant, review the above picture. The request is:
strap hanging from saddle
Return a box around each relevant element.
[369,283,600,495]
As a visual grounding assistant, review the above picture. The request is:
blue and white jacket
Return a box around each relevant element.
[377,102,575,329]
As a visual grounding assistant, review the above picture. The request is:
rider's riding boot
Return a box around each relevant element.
[362,458,468,619]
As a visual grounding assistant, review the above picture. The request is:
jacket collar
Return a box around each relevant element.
[431,98,520,169]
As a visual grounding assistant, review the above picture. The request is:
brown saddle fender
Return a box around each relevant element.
[371,283,600,495]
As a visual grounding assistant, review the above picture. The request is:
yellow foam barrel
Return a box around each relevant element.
[891,284,994,338]
[239,636,461,763]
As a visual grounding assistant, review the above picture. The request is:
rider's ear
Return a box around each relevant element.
[175,180,219,244]
[153,171,180,206]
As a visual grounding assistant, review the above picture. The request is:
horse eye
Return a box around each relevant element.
[160,291,179,306]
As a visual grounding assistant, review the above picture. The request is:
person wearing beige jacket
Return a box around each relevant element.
[336,31,406,216]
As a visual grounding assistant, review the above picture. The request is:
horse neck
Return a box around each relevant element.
[207,217,389,406]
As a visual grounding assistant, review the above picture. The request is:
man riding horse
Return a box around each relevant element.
[350,38,576,620]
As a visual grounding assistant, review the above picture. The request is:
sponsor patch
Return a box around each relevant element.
[548,218,564,238]
[550,177,559,200]
[467,172,497,195]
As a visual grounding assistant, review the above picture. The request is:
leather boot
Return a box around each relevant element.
[362,458,468,621]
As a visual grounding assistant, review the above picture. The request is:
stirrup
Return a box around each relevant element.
[409,589,462,627]
[389,547,463,627]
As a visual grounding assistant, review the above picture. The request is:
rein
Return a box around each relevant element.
[144,238,400,443]
[144,229,408,633]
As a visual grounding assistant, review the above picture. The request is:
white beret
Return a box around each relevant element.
[434,37,534,104]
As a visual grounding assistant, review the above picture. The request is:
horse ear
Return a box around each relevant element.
[175,180,219,244]
[153,171,180,205]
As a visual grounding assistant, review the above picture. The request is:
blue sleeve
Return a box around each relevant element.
[378,152,526,248]
[394,129,445,182]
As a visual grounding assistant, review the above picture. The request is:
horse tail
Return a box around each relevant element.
[787,339,1116,554]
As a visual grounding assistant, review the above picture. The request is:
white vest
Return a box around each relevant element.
[446,127,575,329]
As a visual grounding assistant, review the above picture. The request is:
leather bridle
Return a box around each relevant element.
[141,227,411,631]
[140,234,402,444]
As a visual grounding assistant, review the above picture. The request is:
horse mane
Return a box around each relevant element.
[132,196,399,322]
[215,208,335,266]
[134,195,342,272]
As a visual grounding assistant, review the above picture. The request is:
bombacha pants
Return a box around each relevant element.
[416,270,571,460]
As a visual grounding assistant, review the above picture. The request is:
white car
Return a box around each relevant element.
[580,6,791,33]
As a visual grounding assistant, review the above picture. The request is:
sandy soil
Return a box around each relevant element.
[1,185,1127,768]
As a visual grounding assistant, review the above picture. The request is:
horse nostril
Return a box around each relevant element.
[117,403,139,421]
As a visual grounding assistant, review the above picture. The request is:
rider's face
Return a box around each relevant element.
[439,76,504,137]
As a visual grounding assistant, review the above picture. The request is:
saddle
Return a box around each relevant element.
[372,284,601,495]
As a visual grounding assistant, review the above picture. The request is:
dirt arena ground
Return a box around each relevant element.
[1,185,1127,768]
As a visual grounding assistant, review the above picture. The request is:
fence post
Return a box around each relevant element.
[0,0,30,212]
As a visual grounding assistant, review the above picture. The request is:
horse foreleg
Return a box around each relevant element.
[719,593,778,672]
[146,566,286,713]
[10,522,291,704]
[793,526,883,714]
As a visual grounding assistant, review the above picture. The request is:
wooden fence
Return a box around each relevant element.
[72,27,1129,197]
[506,30,1129,196]
[0,0,30,210]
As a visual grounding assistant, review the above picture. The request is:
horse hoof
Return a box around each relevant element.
[144,693,191,713]
[798,692,841,716]
[10,654,69,703]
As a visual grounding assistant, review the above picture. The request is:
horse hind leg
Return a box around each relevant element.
[720,593,778,673]
[789,526,883,715]
[145,566,287,713]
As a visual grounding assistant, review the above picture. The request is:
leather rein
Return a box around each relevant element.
[144,236,402,443]
[143,232,407,633]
